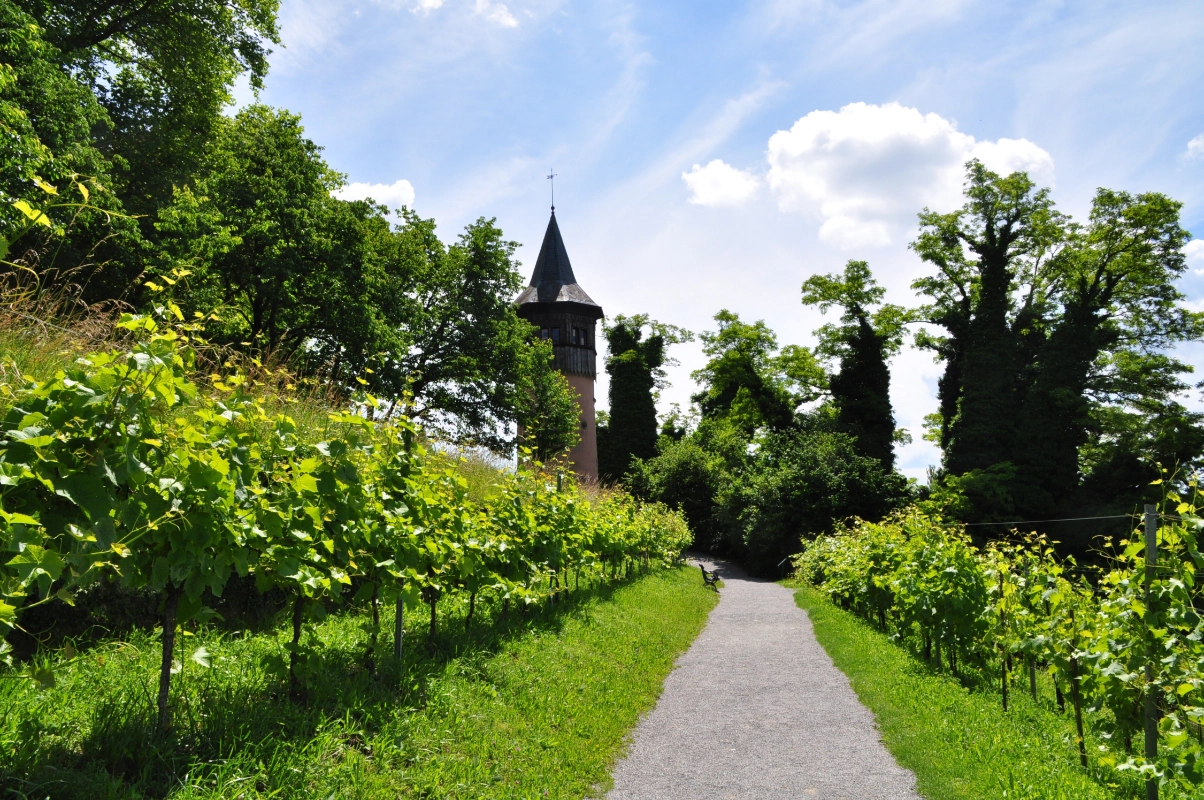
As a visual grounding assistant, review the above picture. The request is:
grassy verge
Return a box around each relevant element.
[3,566,715,799]
[790,584,1156,800]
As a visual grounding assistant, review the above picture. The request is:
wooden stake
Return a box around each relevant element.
[1144,504,1159,800]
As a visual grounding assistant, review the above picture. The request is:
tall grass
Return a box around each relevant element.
[0,270,119,402]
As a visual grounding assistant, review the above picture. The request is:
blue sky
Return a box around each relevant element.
[236,0,1204,478]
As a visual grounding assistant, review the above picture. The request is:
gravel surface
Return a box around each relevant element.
[606,557,921,800]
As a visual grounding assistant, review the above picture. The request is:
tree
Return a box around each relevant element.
[721,423,908,575]
[802,259,911,470]
[1012,189,1198,513]
[515,338,581,464]
[0,4,138,294]
[159,117,544,452]
[690,310,815,435]
[597,314,691,483]
[156,104,380,361]
[364,210,537,450]
[912,161,1204,525]
[912,161,1063,477]
[17,0,280,219]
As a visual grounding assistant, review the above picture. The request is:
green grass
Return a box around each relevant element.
[2,566,716,799]
[790,585,1166,800]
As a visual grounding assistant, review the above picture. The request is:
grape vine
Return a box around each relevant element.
[795,497,1204,793]
[0,316,692,731]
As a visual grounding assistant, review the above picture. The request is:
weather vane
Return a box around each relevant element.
[547,169,557,210]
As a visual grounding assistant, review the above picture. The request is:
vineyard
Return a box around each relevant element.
[0,311,692,743]
[795,499,1204,796]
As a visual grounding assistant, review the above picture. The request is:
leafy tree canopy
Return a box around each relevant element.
[690,309,818,434]
[515,338,581,464]
[0,4,137,293]
[155,104,365,354]
[16,0,281,216]
[365,210,535,450]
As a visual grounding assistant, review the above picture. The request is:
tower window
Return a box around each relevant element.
[540,327,561,344]
[572,327,588,346]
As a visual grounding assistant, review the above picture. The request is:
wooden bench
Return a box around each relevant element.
[699,563,720,591]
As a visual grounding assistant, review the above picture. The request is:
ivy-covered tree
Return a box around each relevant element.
[802,260,911,471]
[597,314,690,484]
[912,161,1063,477]
[1012,189,1197,513]
[913,161,1204,524]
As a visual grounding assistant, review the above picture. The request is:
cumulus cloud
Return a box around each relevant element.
[474,0,518,27]
[765,102,1055,248]
[412,0,444,10]
[1186,240,1204,275]
[1187,134,1204,161]
[682,159,760,207]
[335,179,416,210]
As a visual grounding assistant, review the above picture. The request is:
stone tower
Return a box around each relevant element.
[515,208,603,480]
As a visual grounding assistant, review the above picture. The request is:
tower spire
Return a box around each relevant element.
[547,169,557,211]
[513,204,603,480]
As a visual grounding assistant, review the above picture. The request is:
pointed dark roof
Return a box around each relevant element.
[515,210,601,308]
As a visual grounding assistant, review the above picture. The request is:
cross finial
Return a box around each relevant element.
[547,169,557,211]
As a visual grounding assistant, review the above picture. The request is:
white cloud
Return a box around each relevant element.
[765,101,1054,248]
[272,0,350,70]
[412,0,444,10]
[1186,240,1204,275]
[474,0,518,27]
[682,160,760,207]
[1187,134,1204,161]
[335,179,416,210]
[971,137,1056,183]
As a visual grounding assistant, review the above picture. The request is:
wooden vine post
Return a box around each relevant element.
[394,591,405,661]
[1069,608,1087,768]
[394,428,414,663]
[1000,571,1009,712]
[1144,504,1159,800]
[157,587,181,734]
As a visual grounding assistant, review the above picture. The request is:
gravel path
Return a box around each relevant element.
[606,557,920,800]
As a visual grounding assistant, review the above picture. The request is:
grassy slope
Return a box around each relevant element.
[790,585,1157,800]
[3,566,716,799]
